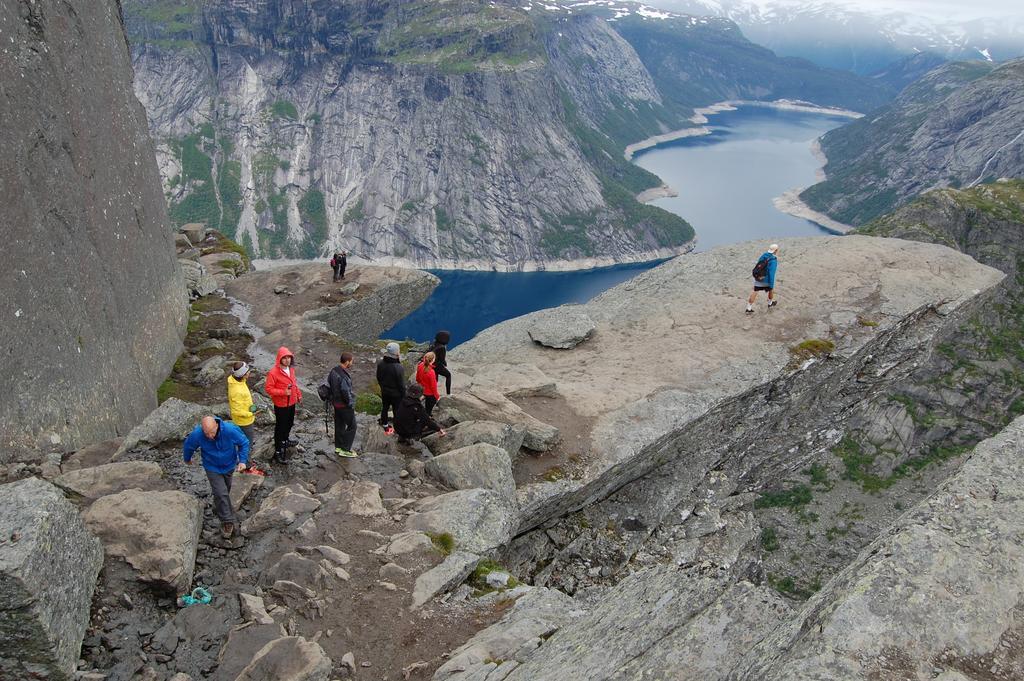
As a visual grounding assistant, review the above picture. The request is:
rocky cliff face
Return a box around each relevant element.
[801,58,1024,225]
[123,0,891,267]
[0,0,187,461]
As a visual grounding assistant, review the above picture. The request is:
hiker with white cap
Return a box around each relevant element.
[746,243,780,314]
[376,341,406,434]
[227,360,258,445]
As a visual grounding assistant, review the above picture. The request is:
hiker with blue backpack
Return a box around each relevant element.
[746,243,780,314]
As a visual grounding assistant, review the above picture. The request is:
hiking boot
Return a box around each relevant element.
[767,300,778,308]
[335,448,359,458]
[221,522,235,538]
[284,438,299,447]
[745,307,754,315]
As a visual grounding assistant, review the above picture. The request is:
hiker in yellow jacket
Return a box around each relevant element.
[227,361,258,445]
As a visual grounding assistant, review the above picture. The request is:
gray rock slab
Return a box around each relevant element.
[379,532,436,559]
[319,480,385,516]
[731,415,1024,681]
[213,622,286,681]
[425,443,516,499]
[423,421,527,459]
[527,306,596,349]
[230,472,264,511]
[451,236,1005,535]
[113,398,229,458]
[437,388,559,452]
[233,636,332,681]
[0,478,103,680]
[411,551,481,610]
[54,461,165,499]
[461,363,558,399]
[242,483,320,535]
[82,489,202,592]
[238,593,274,625]
[435,587,581,680]
[193,355,227,387]
[59,438,121,473]
[405,488,518,554]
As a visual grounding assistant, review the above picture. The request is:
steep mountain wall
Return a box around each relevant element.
[0,0,188,460]
[801,58,1024,225]
[123,0,891,267]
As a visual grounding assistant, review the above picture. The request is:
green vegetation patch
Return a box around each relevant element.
[434,206,454,232]
[790,339,835,361]
[469,559,520,595]
[270,100,299,121]
[755,485,813,510]
[344,198,366,224]
[760,526,780,552]
[298,189,329,246]
[427,532,455,555]
[354,392,383,416]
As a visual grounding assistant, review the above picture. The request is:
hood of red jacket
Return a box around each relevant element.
[275,346,294,366]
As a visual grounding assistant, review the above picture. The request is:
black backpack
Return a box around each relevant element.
[752,254,771,282]
[316,373,331,401]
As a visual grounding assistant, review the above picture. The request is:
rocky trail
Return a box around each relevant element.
[7,231,1024,681]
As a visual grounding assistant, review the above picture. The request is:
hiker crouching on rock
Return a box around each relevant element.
[394,384,444,445]
[376,342,405,434]
[746,243,780,314]
[265,346,302,464]
[183,416,250,538]
[416,351,441,415]
[227,361,258,446]
[329,351,359,458]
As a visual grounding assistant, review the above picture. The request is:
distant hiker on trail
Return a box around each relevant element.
[183,416,250,539]
[227,361,257,446]
[746,243,780,314]
[416,351,441,415]
[265,346,302,464]
[329,351,359,458]
[376,342,405,434]
[330,251,347,282]
[394,383,444,445]
[430,330,453,395]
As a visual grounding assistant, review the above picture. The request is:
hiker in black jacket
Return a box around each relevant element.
[393,384,444,444]
[328,352,358,458]
[376,341,405,433]
[430,330,452,395]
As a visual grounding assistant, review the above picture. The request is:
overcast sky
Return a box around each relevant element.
[653,0,1024,21]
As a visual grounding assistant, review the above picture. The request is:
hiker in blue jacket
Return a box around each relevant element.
[183,415,251,538]
[746,243,780,314]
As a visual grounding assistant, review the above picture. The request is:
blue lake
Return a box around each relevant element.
[382,105,848,347]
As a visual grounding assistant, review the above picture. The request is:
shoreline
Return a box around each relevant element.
[636,183,679,203]
[252,240,696,274]
[623,98,862,161]
[772,189,853,235]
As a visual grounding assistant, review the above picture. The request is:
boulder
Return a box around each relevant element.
[298,545,351,566]
[405,488,517,554]
[526,307,595,349]
[262,552,332,592]
[320,480,385,517]
[230,472,264,511]
[437,387,559,452]
[0,478,103,680]
[378,532,436,558]
[241,483,320,536]
[181,223,206,245]
[462,363,558,398]
[238,593,274,625]
[339,282,359,295]
[234,636,332,681]
[425,443,516,499]
[214,622,285,681]
[113,397,228,459]
[53,461,165,499]
[179,258,219,298]
[59,438,120,473]
[410,551,481,610]
[422,420,527,459]
[82,489,202,592]
[193,355,227,387]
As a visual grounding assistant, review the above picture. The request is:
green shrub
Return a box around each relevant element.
[755,485,812,510]
[427,532,455,555]
[760,527,780,552]
[354,392,382,415]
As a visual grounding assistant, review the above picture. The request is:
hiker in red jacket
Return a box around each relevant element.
[265,346,302,463]
[416,351,441,415]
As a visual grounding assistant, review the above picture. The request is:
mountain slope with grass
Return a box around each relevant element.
[124,0,890,266]
[800,58,1024,226]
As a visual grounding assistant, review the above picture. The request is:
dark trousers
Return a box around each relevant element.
[434,365,452,395]
[334,405,356,450]
[333,264,344,281]
[205,469,235,524]
[273,405,295,450]
[424,395,438,415]
[379,392,401,426]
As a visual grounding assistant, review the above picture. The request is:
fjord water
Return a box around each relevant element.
[633,105,851,251]
[383,106,848,347]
